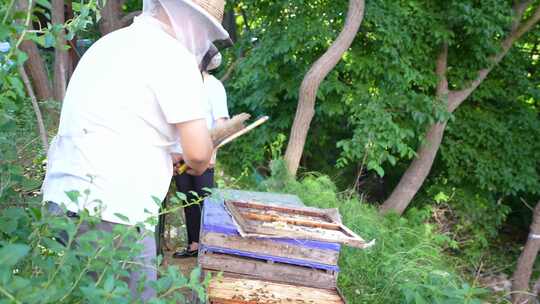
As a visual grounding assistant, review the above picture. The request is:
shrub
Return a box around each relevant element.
[258,160,488,304]
[421,180,511,263]
[0,192,208,304]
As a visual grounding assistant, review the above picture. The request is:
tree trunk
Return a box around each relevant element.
[511,201,540,304]
[52,0,67,102]
[65,0,78,79]
[19,66,48,152]
[16,0,52,101]
[379,122,447,214]
[534,276,540,299]
[120,11,141,28]
[99,0,125,35]
[380,44,449,215]
[223,6,237,43]
[379,3,540,215]
[284,0,365,175]
[20,41,52,101]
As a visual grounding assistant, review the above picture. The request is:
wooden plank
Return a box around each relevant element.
[201,232,339,265]
[242,212,342,230]
[199,252,337,289]
[232,200,334,220]
[242,225,367,249]
[208,276,344,304]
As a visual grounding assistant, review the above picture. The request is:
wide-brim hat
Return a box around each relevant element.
[181,0,230,41]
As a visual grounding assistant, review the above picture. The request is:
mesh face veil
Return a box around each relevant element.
[142,0,230,65]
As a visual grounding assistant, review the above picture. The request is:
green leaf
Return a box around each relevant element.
[113,213,130,222]
[414,292,428,304]
[0,26,10,41]
[44,32,55,48]
[152,196,163,207]
[434,192,449,204]
[65,190,81,203]
[189,266,201,284]
[0,244,29,267]
[35,0,52,9]
[0,218,16,234]
[175,192,187,202]
[374,166,385,177]
[42,237,66,253]
[104,275,114,292]
[7,76,24,97]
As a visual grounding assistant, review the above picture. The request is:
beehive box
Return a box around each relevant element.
[207,275,346,304]
[199,190,341,289]
[196,190,350,304]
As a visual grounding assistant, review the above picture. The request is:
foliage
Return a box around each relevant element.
[1,0,540,302]
[221,0,363,175]
[258,161,489,304]
[0,2,211,303]
[221,1,540,288]
[0,0,101,204]
[222,0,521,178]
[0,191,209,303]
[442,101,540,196]
[422,180,512,262]
[0,53,36,204]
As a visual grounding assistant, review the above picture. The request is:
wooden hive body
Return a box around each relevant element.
[197,190,346,303]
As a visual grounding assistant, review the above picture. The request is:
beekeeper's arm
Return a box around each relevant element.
[175,120,212,174]
[151,49,213,176]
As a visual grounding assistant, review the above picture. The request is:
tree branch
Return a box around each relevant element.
[220,56,243,82]
[240,6,251,33]
[16,0,53,101]
[448,3,540,112]
[512,0,533,31]
[19,65,48,152]
[435,43,449,98]
[514,3,540,38]
[52,0,67,101]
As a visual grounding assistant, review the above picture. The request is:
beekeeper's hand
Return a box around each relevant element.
[171,153,183,175]
[175,119,212,176]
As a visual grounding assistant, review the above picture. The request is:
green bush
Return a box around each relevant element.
[0,192,209,304]
[421,180,511,261]
[258,161,488,304]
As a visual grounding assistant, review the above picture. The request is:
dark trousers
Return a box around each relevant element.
[174,168,214,245]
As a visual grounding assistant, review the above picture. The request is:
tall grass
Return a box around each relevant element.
[257,161,487,303]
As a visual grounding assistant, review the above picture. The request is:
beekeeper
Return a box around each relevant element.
[172,51,229,259]
[41,0,231,301]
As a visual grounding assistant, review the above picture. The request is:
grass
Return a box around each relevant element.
[254,163,488,304]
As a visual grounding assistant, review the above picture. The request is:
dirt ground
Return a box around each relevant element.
[160,250,199,301]
[162,249,198,276]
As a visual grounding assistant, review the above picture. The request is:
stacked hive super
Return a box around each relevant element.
[198,190,347,304]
